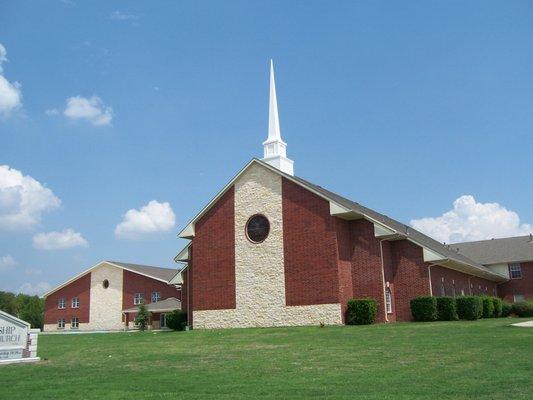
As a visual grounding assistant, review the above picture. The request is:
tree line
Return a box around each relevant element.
[0,291,44,329]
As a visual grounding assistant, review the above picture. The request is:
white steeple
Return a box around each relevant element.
[262,59,294,176]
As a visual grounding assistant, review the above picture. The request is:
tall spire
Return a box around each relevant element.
[267,59,282,143]
[262,60,294,176]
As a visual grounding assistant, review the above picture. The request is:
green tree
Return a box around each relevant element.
[16,294,44,329]
[135,304,150,331]
[0,291,17,314]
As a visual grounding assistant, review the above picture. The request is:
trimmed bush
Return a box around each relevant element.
[491,297,503,318]
[456,296,482,320]
[436,297,458,321]
[410,296,437,321]
[481,296,495,318]
[502,302,513,317]
[511,301,533,318]
[346,298,378,325]
[166,310,188,331]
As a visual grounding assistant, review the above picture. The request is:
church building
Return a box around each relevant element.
[175,61,531,329]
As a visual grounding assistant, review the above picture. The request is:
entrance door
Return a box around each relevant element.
[160,313,166,328]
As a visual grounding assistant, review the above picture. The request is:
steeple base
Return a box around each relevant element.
[262,155,294,176]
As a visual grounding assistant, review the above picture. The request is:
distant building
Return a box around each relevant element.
[173,62,529,329]
[43,261,182,332]
[453,235,533,303]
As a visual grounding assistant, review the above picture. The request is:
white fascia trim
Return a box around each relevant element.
[43,261,174,298]
[374,224,397,238]
[423,248,447,262]
[174,243,191,262]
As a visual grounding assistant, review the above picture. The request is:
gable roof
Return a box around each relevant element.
[176,159,507,282]
[107,261,178,282]
[451,235,533,265]
[122,297,181,313]
[43,261,180,298]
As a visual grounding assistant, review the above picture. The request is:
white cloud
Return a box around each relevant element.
[0,43,7,73]
[45,108,59,116]
[24,268,42,276]
[411,195,533,243]
[0,165,61,230]
[63,95,113,126]
[32,229,88,250]
[110,11,139,21]
[115,200,175,240]
[0,255,16,272]
[0,43,22,117]
[18,281,51,296]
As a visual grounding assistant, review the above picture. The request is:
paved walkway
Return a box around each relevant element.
[511,320,533,328]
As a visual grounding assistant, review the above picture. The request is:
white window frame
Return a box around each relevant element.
[509,263,522,279]
[134,293,144,305]
[71,317,79,329]
[514,294,525,303]
[151,291,161,303]
[58,318,65,329]
[385,288,393,314]
[71,297,80,308]
[58,298,66,309]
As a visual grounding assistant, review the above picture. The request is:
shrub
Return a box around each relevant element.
[456,296,482,320]
[481,296,495,318]
[502,302,513,317]
[491,297,503,318]
[410,297,437,321]
[135,304,150,331]
[346,298,378,325]
[436,297,458,321]
[511,301,533,318]
[166,310,188,331]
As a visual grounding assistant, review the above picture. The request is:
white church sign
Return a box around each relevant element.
[0,310,40,365]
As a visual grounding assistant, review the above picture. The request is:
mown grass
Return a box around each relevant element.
[1,318,532,399]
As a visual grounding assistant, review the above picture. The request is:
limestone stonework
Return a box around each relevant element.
[193,163,342,328]
[86,264,124,330]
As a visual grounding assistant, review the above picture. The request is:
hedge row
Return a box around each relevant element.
[410,296,510,321]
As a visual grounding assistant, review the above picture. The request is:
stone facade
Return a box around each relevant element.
[87,264,124,330]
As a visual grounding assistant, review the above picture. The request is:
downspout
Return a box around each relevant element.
[379,239,389,323]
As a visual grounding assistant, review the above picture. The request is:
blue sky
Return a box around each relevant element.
[1,1,532,295]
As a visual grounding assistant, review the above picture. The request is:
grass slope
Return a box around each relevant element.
[1,319,532,399]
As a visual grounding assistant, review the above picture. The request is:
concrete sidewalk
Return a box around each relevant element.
[511,320,533,328]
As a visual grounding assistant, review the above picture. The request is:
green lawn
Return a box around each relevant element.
[1,318,532,399]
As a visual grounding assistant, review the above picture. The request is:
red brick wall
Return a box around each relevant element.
[44,273,91,325]
[335,219,353,321]
[348,219,387,322]
[191,187,236,311]
[430,266,496,298]
[469,275,497,297]
[282,178,339,306]
[498,262,533,302]
[388,240,431,322]
[122,270,181,309]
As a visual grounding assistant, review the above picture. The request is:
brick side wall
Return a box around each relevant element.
[282,178,340,306]
[191,187,236,311]
[430,266,497,298]
[348,219,387,322]
[44,273,91,325]
[388,240,431,322]
[469,275,498,297]
[335,218,353,321]
[122,270,181,310]
[497,262,533,302]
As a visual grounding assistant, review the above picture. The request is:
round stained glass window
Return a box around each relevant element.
[246,214,270,243]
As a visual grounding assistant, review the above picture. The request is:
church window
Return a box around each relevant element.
[246,214,270,243]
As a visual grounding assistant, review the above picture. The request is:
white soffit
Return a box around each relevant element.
[329,202,362,220]
[174,244,191,262]
[423,248,447,262]
[374,224,397,238]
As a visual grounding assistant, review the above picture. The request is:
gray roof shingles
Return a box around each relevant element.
[451,235,533,265]
[107,261,179,282]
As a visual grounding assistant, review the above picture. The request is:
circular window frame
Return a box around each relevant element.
[245,214,270,244]
[102,279,109,289]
